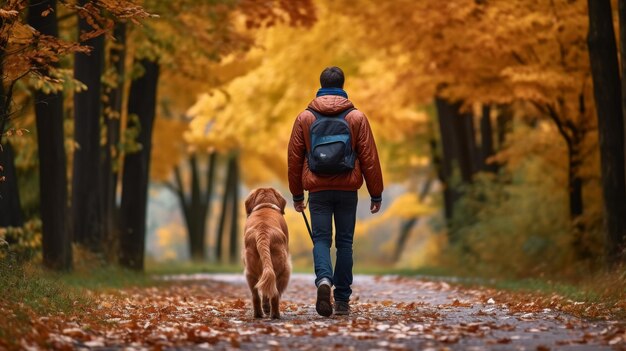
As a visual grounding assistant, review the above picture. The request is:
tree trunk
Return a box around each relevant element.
[588,0,626,267]
[434,97,460,220]
[102,22,126,260]
[0,25,8,138]
[172,152,217,261]
[620,0,626,156]
[119,60,159,271]
[496,105,513,150]
[480,105,497,173]
[0,49,23,228]
[27,0,72,271]
[72,0,105,251]
[568,144,584,219]
[435,98,478,221]
[568,141,590,259]
[0,142,23,227]
[204,152,217,259]
[453,107,478,183]
[188,155,206,261]
[215,155,235,262]
[393,176,434,261]
[228,154,239,264]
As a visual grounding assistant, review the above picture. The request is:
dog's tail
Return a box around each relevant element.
[255,232,279,298]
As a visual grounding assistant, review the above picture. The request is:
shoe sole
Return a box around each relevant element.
[316,284,332,317]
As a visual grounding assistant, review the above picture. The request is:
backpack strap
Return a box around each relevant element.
[307,107,355,120]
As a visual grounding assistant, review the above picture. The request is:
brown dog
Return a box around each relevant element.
[243,188,291,319]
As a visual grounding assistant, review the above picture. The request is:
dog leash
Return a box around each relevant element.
[301,196,313,240]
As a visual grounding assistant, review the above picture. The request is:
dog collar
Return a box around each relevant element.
[250,203,282,215]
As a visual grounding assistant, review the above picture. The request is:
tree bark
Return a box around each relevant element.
[215,155,235,262]
[204,152,217,255]
[119,59,159,271]
[102,22,127,259]
[588,0,626,267]
[0,142,23,227]
[228,154,239,264]
[27,0,72,270]
[435,98,478,220]
[0,43,23,228]
[568,143,584,219]
[435,97,460,220]
[453,106,478,183]
[0,28,7,138]
[72,0,105,251]
[480,105,497,173]
[620,0,626,159]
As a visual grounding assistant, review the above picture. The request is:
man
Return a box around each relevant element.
[287,66,383,317]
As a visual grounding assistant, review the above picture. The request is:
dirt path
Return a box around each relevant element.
[18,273,625,350]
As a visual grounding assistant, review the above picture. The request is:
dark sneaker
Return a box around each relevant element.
[316,284,333,317]
[335,301,350,316]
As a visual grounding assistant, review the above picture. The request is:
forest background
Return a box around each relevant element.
[1,0,625,293]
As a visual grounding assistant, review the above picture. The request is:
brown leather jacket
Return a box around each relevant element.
[287,95,383,202]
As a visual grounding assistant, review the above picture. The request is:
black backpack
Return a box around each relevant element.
[306,107,356,174]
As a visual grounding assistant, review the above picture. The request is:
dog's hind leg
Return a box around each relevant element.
[252,287,263,318]
[262,296,270,315]
[247,274,263,318]
[270,295,280,319]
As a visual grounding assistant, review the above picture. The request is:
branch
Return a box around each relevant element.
[1,70,31,140]
[162,181,180,194]
[541,102,573,150]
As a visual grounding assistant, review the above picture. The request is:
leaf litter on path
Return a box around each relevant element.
[6,274,625,350]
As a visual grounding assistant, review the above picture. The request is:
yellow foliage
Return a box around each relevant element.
[186,0,429,186]
[154,223,186,261]
[150,117,188,181]
[355,193,437,237]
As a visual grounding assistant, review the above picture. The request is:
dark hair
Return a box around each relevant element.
[320,66,345,88]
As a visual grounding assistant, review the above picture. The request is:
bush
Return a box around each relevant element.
[0,219,42,262]
[446,156,604,278]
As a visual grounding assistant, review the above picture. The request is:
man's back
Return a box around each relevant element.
[287,95,383,203]
[286,66,383,317]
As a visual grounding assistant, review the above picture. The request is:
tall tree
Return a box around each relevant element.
[435,98,479,220]
[72,0,105,251]
[228,154,239,264]
[587,0,626,267]
[480,105,497,173]
[349,0,597,228]
[169,152,217,261]
[621,0,626,134]
[0,142,23,227]
[119,59,159,270]
[102,22,127,257]
[27,0,71,270]
[435,98,461,220]
[215,155,235,262]
[0,8,24,228]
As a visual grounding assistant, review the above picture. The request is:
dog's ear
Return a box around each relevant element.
[271,188,287,214]
[244,189,259,216]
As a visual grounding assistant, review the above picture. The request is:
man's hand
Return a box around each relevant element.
[370,201,381,214]
[294,200,306,213]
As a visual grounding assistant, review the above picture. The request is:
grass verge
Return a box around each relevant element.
[0,257,159,348]
[382,265,626,320]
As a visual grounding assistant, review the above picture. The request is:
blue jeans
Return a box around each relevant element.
[309,190,358,302]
